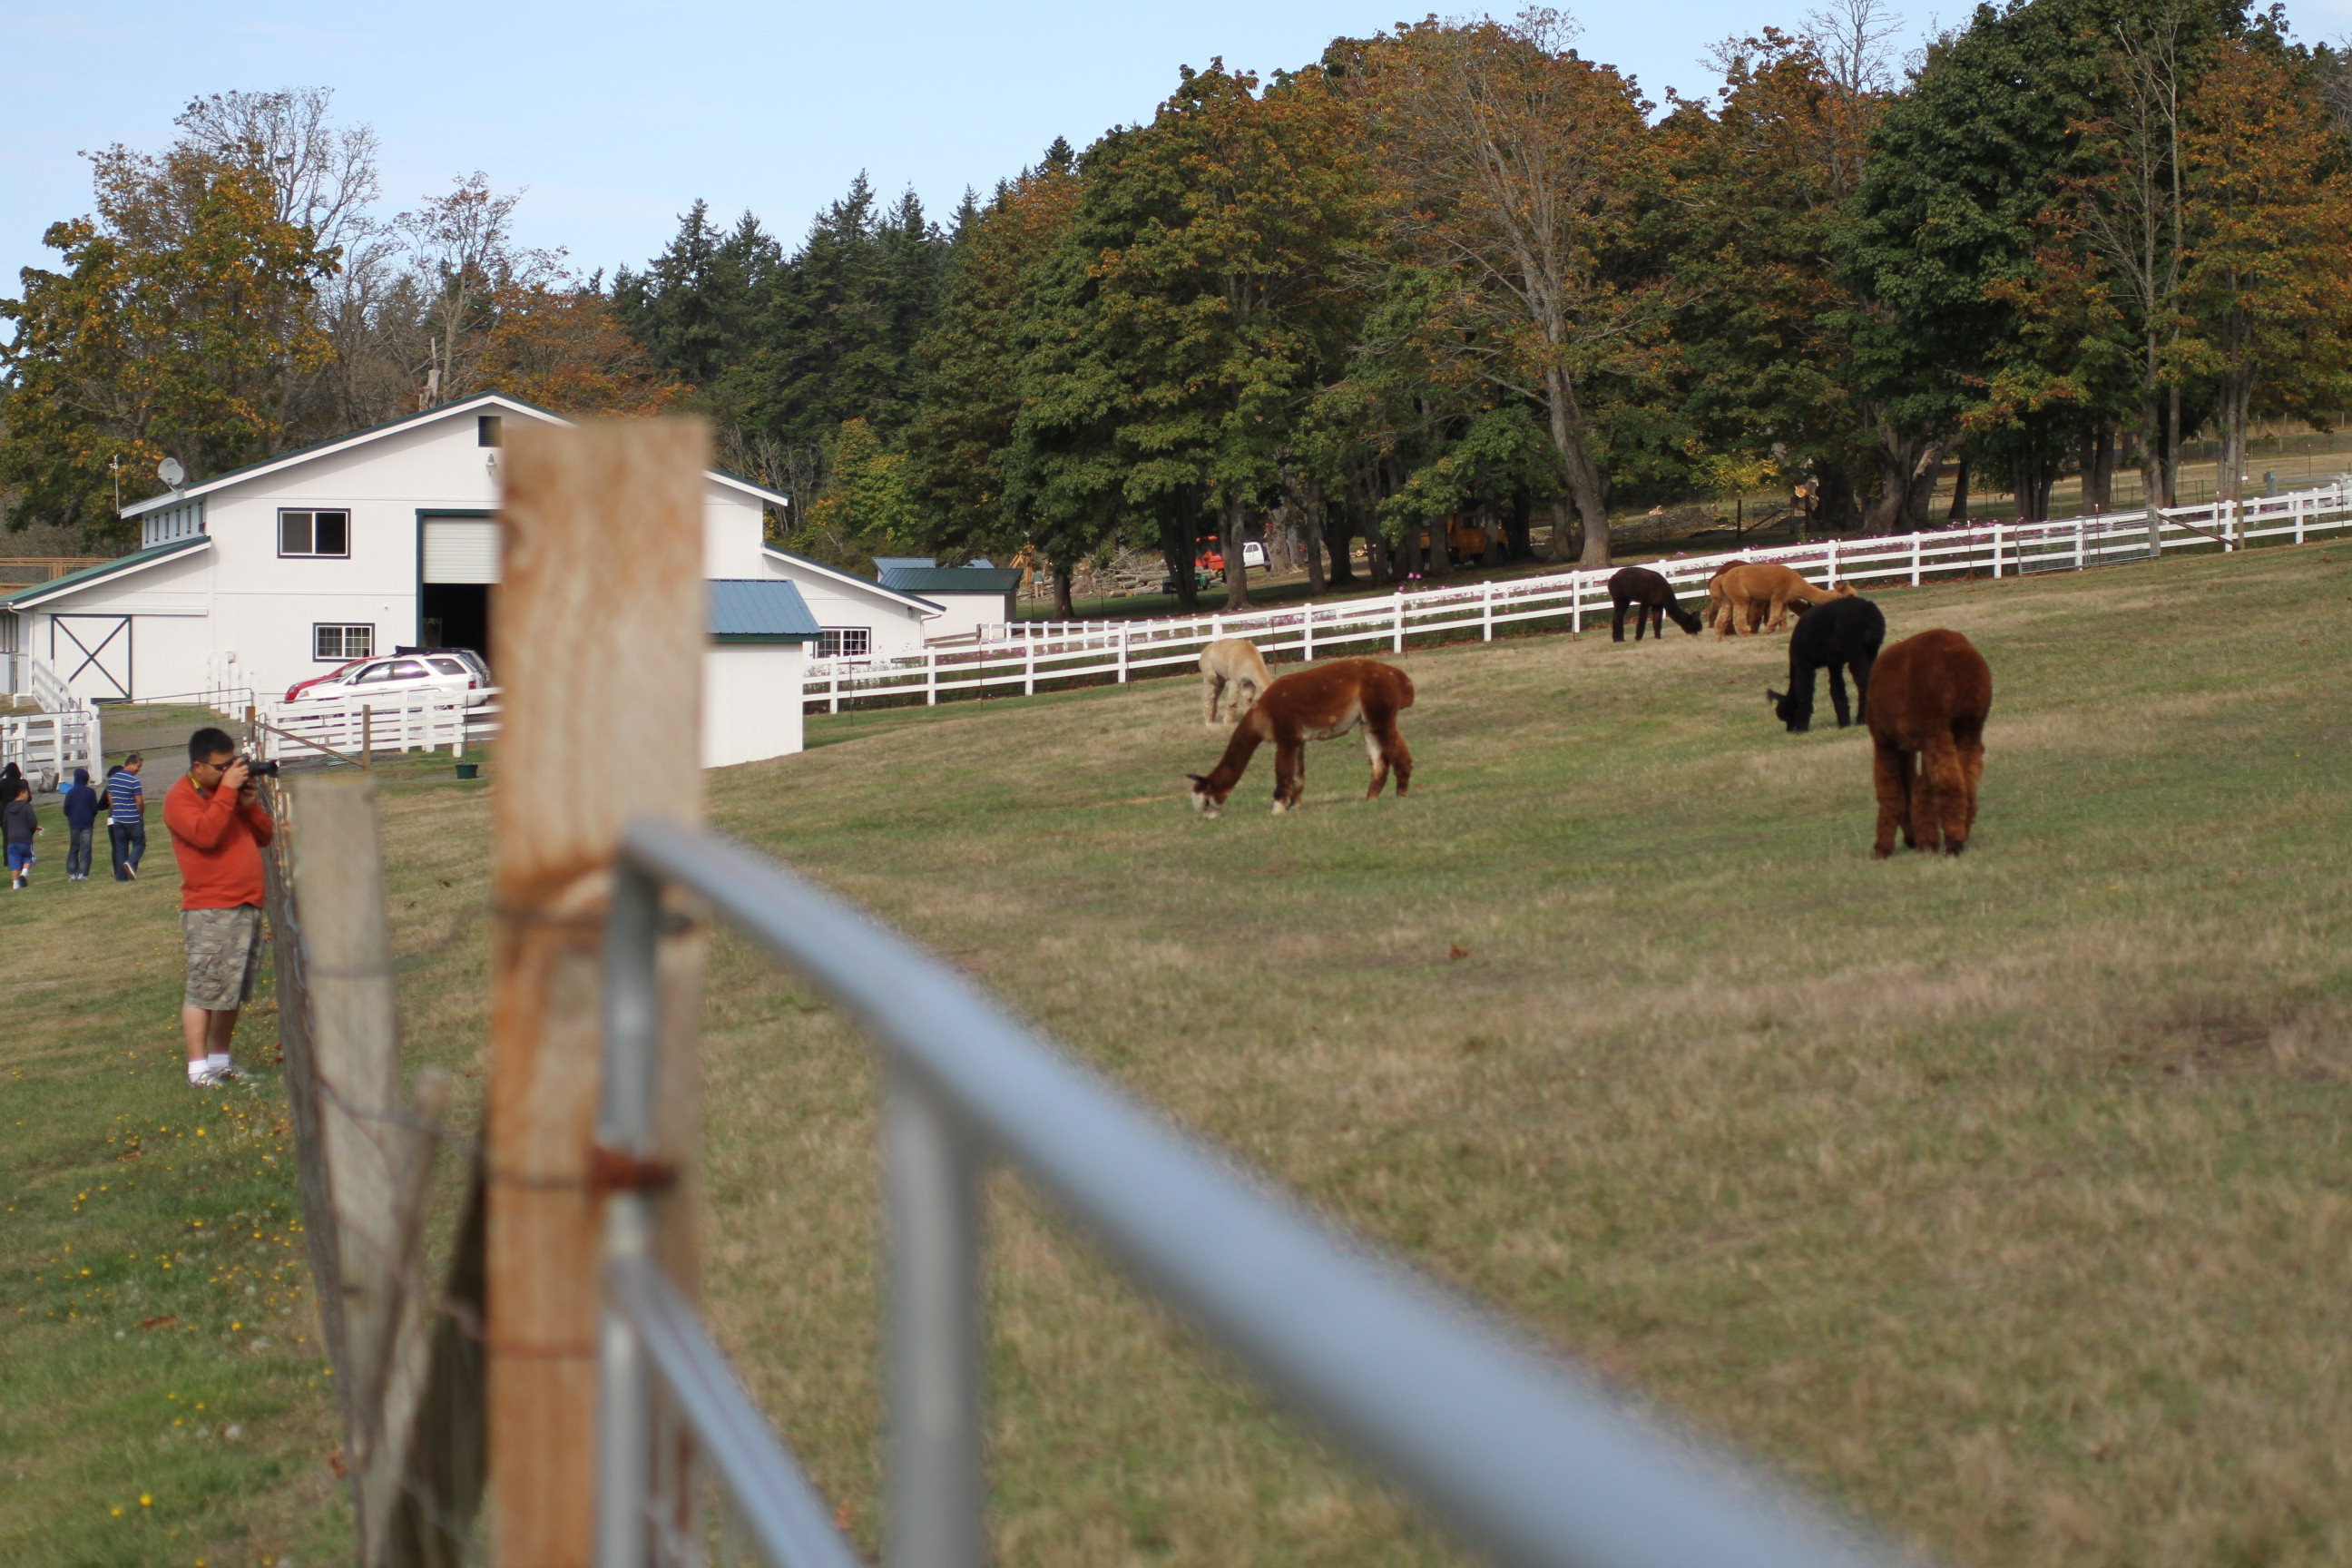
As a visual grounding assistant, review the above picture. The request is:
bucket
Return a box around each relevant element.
[454,762,480,780]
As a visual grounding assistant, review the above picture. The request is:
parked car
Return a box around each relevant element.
[284,659,367,703]
[1241,540,1268,569]
[284,653,483,707]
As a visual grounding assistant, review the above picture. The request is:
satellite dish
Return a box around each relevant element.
[158,457,186,489]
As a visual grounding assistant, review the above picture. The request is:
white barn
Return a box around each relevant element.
[0,395,943,766]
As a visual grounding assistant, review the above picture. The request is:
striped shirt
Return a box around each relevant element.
[106,769,145,822]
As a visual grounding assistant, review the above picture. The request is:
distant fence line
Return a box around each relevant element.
[803,479,2352,714]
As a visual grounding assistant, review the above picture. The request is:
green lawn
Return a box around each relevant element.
[8,543,2351,1567]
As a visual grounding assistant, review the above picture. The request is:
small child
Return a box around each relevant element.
[62,767,101,881]
[4,780,39,890]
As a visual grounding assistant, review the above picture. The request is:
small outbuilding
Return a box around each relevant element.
[704,580,819,768]
[877,563,1026,644]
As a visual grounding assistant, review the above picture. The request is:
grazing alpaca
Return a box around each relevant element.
[1864,630,1992,857]
[1199,638,1276,728]
[1188,659,1415,816]
[1608,567,1704,642]
[1766,594,1885,731]
[1712,563,1854,639]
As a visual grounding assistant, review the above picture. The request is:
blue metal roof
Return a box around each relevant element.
[878,565,1024,595]
[871,555,936,573]
[710,579,821,642]
[1,534,211,608]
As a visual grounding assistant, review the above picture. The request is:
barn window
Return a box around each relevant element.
[478,415,503,447]
[280,509,351,557]
[818,627,870,659]
[314,624,376,661]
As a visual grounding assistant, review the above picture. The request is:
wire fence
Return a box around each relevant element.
[802,478,2352,712]
[259,772,490,1567]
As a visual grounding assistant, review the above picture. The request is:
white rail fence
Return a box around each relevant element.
[250,690,501,766]
[0,708,103,790]
[804,479,2352,713]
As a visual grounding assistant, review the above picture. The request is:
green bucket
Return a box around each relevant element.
[454,761,480,780]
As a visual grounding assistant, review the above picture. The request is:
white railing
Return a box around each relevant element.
[1,708,103,789]
[250,689,500,765]
[803,479,2351,712]
[595,820,1916,1568]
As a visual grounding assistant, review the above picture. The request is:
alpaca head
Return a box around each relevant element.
[1765,687,1809,732]
[1187,773,1228,818]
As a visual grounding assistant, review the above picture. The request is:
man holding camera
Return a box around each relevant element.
[164,728,275,1088]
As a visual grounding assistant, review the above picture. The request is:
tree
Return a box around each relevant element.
[611,201,779,392]
[2179,37,2352,505]
[1,137,338,541]
[1352,12,1661,565]
[787,416,922,569]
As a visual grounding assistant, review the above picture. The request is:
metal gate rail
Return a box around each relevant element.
[595,818,1922,1568]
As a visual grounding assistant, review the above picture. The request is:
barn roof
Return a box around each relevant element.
[0,535,211,609]
[877,565,1024,596]
[710,579,821,642]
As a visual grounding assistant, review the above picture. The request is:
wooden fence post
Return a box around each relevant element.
[488,418,710,1568]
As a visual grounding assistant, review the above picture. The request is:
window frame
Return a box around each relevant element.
[279,507,352,559]
[313,623,376,662]
[818,626,871,659]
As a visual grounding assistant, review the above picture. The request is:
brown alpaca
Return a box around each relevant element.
[1864,630,1992,857]
[1199,638,1276,728]
[1188,659,1415,816]
[1712,563,1853,638]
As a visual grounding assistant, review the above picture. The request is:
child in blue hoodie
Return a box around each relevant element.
[62,767,101,881]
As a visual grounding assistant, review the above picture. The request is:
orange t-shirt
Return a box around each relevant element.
[163,774,277,910]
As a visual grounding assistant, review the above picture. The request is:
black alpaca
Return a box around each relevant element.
[1608,567,1704,642]
[1767,594,1886,731]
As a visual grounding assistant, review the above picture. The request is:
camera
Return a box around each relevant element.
[239,754,282,778]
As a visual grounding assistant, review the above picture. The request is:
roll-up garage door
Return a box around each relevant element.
[422,517,502,583]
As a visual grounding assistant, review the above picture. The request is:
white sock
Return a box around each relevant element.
[188,1060,209,1082]
[207,1053,231,1072]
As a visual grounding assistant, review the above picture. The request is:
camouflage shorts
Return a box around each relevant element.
[182,905,265,1010]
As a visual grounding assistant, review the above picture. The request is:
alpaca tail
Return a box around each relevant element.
[1392,669,1416,709]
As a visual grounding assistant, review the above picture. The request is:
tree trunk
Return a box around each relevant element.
[1543,497,1575,564]
[1866,427,1948,534]
[1323,502,1355,586]
[2163,384,2183,508]
[1945,454,1970,524]
[1540,368,1612,565]
[1504,494,1534,561]
[1301,483,1328,594]
[1160,510,1199,613]
[2089,425,2116,512]
[1425,518,1452,579]
[1220,495,1251,611]
[1052,562,1076,620]
[1816,462,1861,533]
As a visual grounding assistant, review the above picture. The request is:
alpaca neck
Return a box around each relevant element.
[1201,720,1268,795]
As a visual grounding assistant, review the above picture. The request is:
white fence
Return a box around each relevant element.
[1,708,103,790]
[250,690,501,766]
[803,480,2352,712]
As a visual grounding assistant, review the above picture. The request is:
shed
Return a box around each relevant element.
[877,564,1024,644]
[704,580,819,768]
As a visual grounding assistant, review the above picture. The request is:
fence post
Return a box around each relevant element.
[926,651,938,707]
[1992,522,2004,579]
[1393,593,1406,652]
[1024,641,1035,697]
[1910,534,1922,586]
[489,417,710,1568]
[2296,495,2306,545]
[1826,539,1839,587]
[1116,624,1129,684]
[362,706,374,769]
[1482,582,1494,642]
[885,1073,986,1568]
[1571,576,1583,636]
[830,667,840,717]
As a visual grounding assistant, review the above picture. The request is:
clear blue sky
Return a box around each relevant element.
[5,0,2349,292]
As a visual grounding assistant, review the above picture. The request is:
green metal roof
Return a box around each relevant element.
[0,535,211,608]
[877,565,1024,595]
[709,579,820,642]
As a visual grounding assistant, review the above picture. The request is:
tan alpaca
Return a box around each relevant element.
[1712,563,1853,638]
[1200,638,1276,728]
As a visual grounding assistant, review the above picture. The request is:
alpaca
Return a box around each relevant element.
[1188,659,1415,816]
[1199,638,1276,728]
[1608,567,1704,642]
[1766,594,1885,731]
[1712,563,1853,639]
[1864,630,1992,857]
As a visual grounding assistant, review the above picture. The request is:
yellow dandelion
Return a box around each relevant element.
[139,1494,152,1506]
[111,1506,122,1517]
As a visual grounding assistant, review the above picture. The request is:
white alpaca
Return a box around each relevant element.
[1199,638,1276,728]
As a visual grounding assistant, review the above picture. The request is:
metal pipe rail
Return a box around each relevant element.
[596,818,1925,1568]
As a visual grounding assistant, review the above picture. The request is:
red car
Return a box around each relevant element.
[284,660,367,703]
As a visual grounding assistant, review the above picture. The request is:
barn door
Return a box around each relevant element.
[52,614,133,701]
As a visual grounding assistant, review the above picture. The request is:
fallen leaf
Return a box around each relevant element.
[139,1315,179,1330]
[1448,945,1470,961]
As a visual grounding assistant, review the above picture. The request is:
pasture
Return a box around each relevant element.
[5,542,2350,1567]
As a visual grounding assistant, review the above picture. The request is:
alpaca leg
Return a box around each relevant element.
[1954,736,1985,848]
[1870,740,1909,858]
[1371,719,1412,797]
[1851,656,1872,726]
[1272,737,1305,813]
[1362,728,1390,798]
[1203,672,1225,728]
[1612,603,1627,642]
[1909,740,1947,853]
[1828,664,1852,729]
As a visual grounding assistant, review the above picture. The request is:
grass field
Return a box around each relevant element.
[8,542,2352,1567]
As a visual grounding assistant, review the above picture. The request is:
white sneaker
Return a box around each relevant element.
[209,1062,249,1082]
[189,1066,225,1087]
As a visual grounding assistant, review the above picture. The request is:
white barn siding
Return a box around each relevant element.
[702,643,807,768]
[919,593,1015,645]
